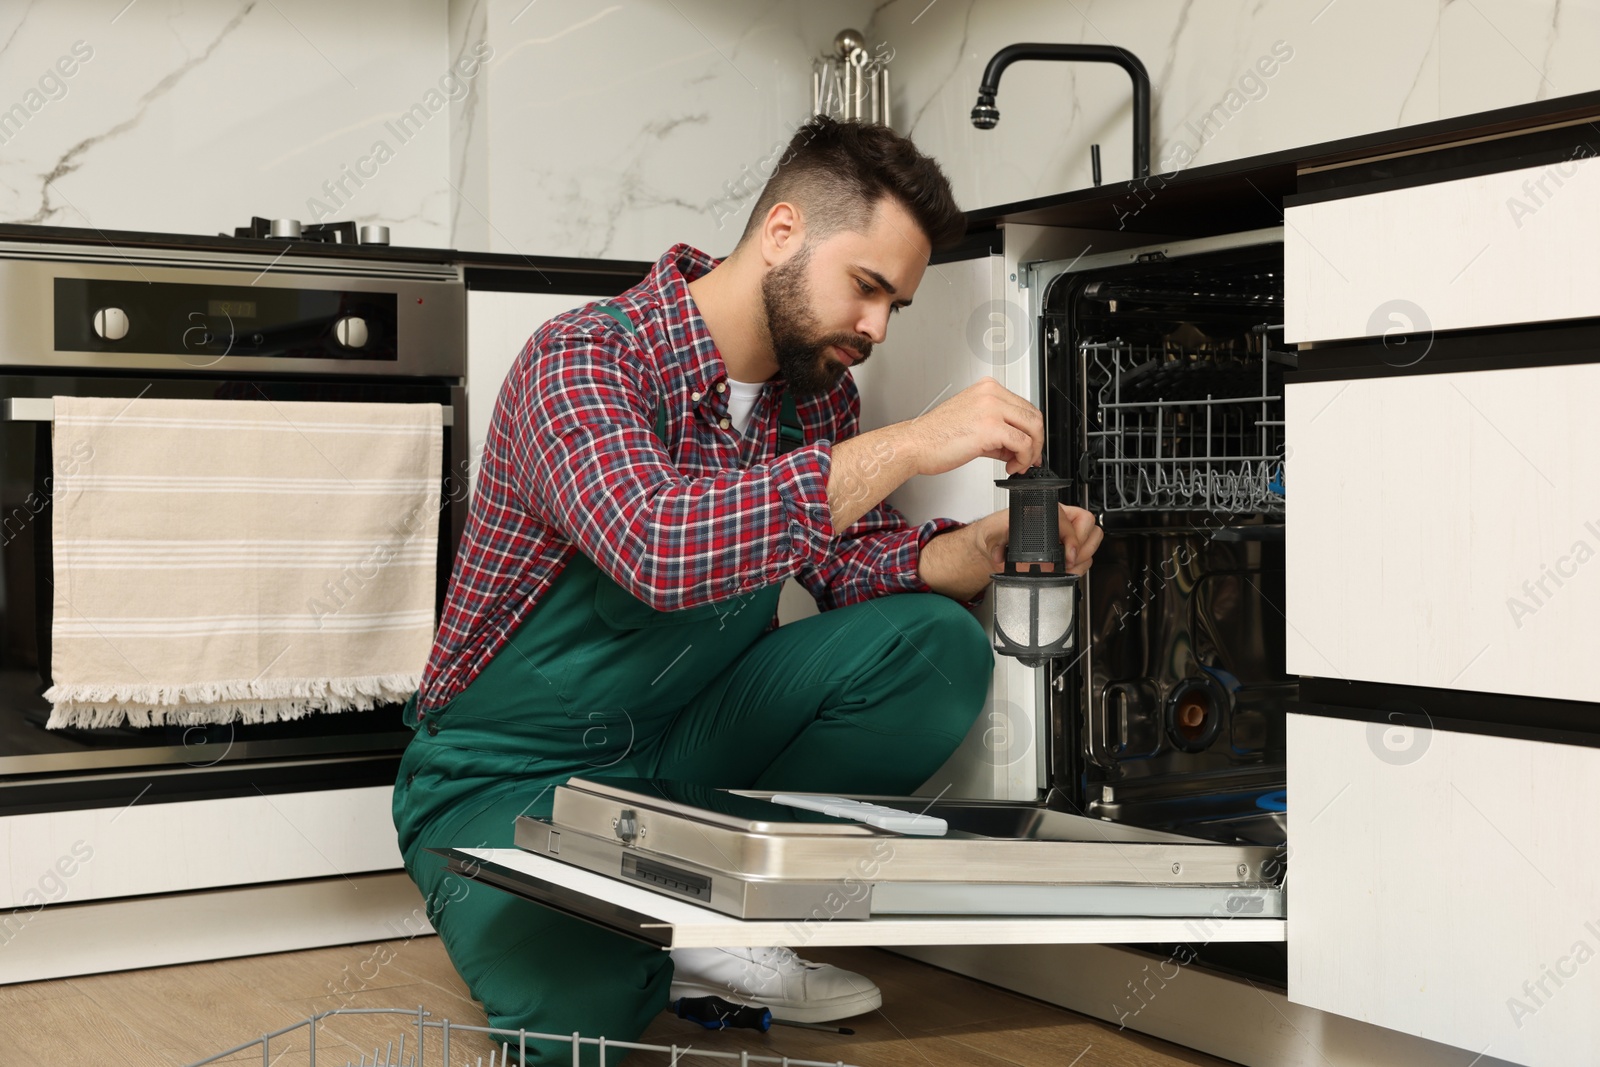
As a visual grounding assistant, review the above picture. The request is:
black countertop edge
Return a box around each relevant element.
[454,249,655,279]
[967,88,1600,231]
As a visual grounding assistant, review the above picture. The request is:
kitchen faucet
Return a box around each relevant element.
[971,43,1152,179]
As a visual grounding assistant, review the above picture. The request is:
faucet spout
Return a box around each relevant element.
[971,43,1152,178]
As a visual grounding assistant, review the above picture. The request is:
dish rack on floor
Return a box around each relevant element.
[184,1007,860,1067]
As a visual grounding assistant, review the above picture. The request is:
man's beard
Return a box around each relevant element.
[760,249,872,398]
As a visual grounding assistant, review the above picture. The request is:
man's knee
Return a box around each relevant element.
[878,593,993,732]
[933,593,994,665]
[896,593,991,673]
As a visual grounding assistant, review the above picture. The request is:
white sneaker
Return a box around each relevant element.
[668,946,882,1023]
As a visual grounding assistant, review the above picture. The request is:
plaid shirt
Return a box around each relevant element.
[418,244,965,711]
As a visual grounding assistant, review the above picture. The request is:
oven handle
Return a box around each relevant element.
[0,397,453,425]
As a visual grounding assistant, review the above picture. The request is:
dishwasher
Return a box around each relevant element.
[436,229,1295,960]
[1036,227,1293,983]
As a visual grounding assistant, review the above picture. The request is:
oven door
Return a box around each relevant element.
[0,372,466,814]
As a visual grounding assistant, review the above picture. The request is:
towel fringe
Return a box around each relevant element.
[43,673,421,729]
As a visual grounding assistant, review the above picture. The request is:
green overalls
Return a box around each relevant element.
[392,308,993,1064]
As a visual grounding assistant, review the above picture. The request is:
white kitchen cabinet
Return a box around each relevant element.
[466,288,592,488]
[0,789,425,985]
[1277,109,1600,1067]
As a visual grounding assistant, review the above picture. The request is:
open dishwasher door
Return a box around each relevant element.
[431,776,1285,950]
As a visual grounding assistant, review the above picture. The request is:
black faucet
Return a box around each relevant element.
[971,43,1152,179]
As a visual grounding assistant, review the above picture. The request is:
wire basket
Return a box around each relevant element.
[185,1007,861,1067]
[1082,337,1286,515]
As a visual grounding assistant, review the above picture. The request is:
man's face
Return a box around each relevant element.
[760,198,931,397]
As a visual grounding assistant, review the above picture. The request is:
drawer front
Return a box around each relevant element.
[0,786,401,908]
[1285,154,1600,343]
[1285,362,1600,701]
[1288,713,1600,1065]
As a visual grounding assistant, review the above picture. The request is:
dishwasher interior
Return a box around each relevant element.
[1039,236,1293,979]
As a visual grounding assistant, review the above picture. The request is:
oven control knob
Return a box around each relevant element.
[93,307,129,341]
[333,316,369,349]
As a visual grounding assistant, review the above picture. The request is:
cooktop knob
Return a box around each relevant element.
[93,307,129,341]
[269,218,302,239]
[333,316,369,349]
[358,224,390,246]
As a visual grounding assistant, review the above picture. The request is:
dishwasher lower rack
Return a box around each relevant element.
[439,777,1286,937]
[186,1006,863,1067]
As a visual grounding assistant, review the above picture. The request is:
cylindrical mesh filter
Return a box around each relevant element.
[991,467,1079,665]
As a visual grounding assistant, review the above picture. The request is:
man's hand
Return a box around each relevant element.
[920,503,1104,603]
[904,377,1045,477]
[827,378,1045,531]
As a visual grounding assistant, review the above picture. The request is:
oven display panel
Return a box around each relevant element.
[54,278,399,361]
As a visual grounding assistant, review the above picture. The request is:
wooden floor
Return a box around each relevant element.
[0,937,1237,1066]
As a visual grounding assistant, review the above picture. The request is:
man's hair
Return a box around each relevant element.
[738,117,965,252]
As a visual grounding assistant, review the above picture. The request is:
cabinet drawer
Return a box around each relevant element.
[1288,713,1600,1065]
[1285,155,1600,342]
[1285,362,1600,702]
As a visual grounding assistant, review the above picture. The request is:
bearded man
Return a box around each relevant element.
[393,116,1101,1063]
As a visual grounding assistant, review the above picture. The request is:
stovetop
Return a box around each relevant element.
[0,220,456,265]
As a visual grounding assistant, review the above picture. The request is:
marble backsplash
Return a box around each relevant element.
[0,0,456,248]
[458,0,867,260]
[453,0,1600,257]
[1,1,1595,259]
[867,0,1600,214]
[0,0,868,260]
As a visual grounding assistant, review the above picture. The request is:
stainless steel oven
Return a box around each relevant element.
[0,236,468,816]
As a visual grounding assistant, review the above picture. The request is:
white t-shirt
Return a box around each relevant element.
[725,378,765,436]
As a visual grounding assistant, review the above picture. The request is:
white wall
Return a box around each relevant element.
[5,3,1596,255]
[454,0,866,260]
[867,0,1600,212]
[0,0,873,259]
[0,0,454,246]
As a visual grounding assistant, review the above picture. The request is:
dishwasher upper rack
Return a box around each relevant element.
[1081,335,1288,515]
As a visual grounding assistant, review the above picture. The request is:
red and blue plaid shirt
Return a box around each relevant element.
[418,244,965,711]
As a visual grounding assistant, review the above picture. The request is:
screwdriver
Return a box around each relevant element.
[671,995,856,1035]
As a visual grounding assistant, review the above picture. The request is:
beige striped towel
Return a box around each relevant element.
[45,396,442,728]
